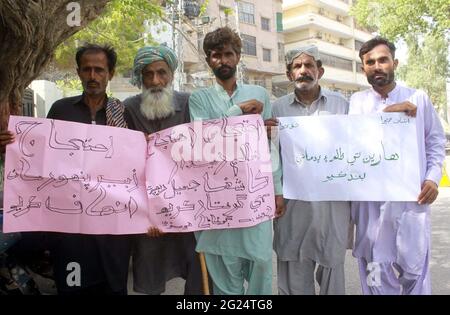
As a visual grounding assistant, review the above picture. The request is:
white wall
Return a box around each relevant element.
[112,92,139,102]
[29,80,63,118]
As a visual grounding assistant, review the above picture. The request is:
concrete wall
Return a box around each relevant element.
[29,80,63,118]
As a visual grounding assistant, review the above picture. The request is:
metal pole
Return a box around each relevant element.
[234,0,243,84]
[178,0,184,91]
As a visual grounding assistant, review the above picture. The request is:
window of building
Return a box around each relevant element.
[197,30,204,53]
[238,1,255,25]
[278,42,285,63]
[219,5,232,26]
[183,0,200,19]
[242,34,257,56]
[355,40,364,52]
[356,62,363,73]
[251,77,267,89]
[276,12,283,32]
[261,17,270,31]
[22,88,35,117]
[263,48,272,62]
[320,53,353,71]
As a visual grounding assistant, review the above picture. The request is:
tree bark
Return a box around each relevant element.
[0,0,111,129]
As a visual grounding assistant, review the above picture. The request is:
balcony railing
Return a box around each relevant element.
[284,13,353,38]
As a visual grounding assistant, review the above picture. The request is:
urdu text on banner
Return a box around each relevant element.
[3,115,274,234]
[278,113,421,201]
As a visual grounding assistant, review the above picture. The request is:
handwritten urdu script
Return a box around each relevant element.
[278,113,421,201]
[3,115,275,234]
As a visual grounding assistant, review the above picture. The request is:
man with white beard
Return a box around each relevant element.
[123,45,203,295]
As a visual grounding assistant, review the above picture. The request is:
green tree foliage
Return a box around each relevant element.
[351,0,449,119]
[199,0,210,16]
[397,34,449,119]
[55,0,164,74]
[55,78,83,96]
[351,0,449,40]
[0,0,111,126]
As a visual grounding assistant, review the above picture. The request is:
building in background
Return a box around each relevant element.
[110,0,373,100]
[182,0,285,96]
[29,80,63,118]
[273,0,373,99]
[142,0,285,97]
[109,76,140,101]
[21,88,36,117]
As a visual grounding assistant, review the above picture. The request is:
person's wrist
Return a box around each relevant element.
[427,180,438,188]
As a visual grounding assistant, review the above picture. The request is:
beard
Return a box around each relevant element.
[139,86,174,120]
[367,70,395,87]
[213,65,237,80]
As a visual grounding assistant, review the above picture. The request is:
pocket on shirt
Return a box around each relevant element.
[396,210,428,275]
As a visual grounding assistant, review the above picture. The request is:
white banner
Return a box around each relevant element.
[278,113,421,201]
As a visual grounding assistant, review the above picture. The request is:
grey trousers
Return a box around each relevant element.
[278,258,345,295]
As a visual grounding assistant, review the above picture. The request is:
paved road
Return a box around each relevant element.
[345,187,450,295]
[130,186,450,295]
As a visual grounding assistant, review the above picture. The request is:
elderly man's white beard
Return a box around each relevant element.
[140,86,175,120]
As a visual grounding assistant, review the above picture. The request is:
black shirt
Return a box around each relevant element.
[47,94,107,124]
[46,95,131,294]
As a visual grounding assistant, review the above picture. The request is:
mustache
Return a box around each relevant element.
[295,75,314,82]
[218,65,233,72]
[149,87,164,93]
[373,71,387,77]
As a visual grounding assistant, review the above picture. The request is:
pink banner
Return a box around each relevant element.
[3,116,149,234]
[146,116,275,232]
[3,115,275,234]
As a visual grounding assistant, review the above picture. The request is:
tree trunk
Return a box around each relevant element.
[0,0,111,129]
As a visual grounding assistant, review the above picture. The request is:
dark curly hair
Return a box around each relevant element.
[203,27,242,58]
